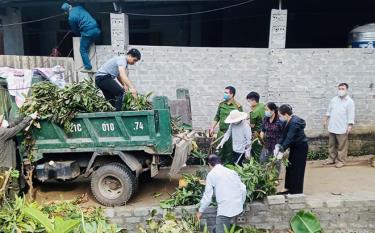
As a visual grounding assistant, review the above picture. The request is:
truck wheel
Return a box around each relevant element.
[91,163,136,206]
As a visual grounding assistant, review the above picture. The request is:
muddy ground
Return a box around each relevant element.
[34,155,375,208]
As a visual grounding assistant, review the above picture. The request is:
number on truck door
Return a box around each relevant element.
[134,122,144,130]
[71,123,82,132]
[102,123,115,131]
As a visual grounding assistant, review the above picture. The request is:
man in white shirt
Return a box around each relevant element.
[323,83,355,168]
[196,154,246,233]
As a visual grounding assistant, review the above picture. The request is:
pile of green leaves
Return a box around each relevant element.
[121,92,152,111]
[20,80,114,131]
[0,196,123,233]
[227,158,280,202]
[160,174,204,209]
[138,209,207,233]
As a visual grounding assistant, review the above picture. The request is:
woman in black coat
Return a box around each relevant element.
[275,104,308,194]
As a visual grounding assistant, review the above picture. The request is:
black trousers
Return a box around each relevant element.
[285,142,308,194]
[232,151,244,166]
[95,75,124,111]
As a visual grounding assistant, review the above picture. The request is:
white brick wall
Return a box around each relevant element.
[95,46,375,137]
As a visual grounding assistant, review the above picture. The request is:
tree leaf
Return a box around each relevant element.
[290,210,322,233]
[23,206,54,232]
[54,217,80,233]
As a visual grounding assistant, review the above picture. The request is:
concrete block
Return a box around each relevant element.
[267,195,286,205]
[248,215,267,223]
[288,203,307,210]
[254,223,274,230]
[125,217,143,223]
[325,199,343,208]
[287,194,306,204]
[133,207,151,216]
[306,199,324,208]
[249,201,269,212]
[115,209,133,217]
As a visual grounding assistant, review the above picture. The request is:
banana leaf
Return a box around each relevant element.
[23,206,54,232]
[290,210,323,233]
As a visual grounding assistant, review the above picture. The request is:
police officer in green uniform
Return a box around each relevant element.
[247,92,265,161]
[210,86,243,164]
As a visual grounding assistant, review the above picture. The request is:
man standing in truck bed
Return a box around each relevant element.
[95,48,141,111]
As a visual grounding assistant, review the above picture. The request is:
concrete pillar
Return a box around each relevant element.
[0,7,24,55]
[268,9,288,49]
[110,13,129,56]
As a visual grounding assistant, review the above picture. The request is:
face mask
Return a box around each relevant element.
[265,111,272,117]
[279,115,287,122]
[223,93,230,101]
[338,90,347,97]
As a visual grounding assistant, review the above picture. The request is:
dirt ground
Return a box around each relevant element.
[34,155,375,208]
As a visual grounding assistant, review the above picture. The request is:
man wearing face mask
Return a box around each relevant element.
[246,92,265,160]
[323,83,355,168]
[209,86,243,164]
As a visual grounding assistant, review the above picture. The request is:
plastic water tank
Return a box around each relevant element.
[348,23,375,48]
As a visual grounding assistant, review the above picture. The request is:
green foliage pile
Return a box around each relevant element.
[160,174,204,209]
[20,80,114,131]
[0,196,123,233]
[137,209,207,233]
[227,158,281,202]
[122,92,153,111]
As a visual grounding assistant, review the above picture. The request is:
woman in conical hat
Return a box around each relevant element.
[217,110,252,165]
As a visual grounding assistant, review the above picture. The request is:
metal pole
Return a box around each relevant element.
[279,0,282,10]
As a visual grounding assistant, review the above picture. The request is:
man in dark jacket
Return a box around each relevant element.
[0,113,37,169]
[61,2,101,72]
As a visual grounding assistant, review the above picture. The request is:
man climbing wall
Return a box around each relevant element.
[61,2,101,72]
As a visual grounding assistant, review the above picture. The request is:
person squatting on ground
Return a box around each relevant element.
[323,83,355,168]
[95,49,141,111]
[260,102,283,172]
[274,104,308,194]
[210,86,243,164]
[246,92,265,160]
[196,154,246,233]
[217,110,251,165]
[61,2,101,72]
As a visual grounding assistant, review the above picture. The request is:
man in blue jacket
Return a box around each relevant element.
[61,2,101,72]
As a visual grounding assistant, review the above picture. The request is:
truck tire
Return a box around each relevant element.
[91,163,136,206]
